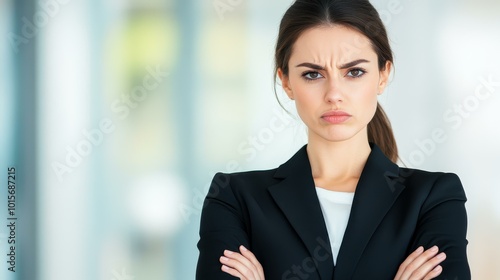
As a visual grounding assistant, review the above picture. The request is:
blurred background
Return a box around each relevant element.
[1,0,499,279]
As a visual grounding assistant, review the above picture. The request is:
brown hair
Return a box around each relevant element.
[274,0,398,162]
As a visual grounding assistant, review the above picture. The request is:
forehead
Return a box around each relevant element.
[290,25,376,64]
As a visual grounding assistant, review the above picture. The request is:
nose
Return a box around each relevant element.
[324,80,344,104]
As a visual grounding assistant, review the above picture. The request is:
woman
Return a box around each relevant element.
[196,0,470,279]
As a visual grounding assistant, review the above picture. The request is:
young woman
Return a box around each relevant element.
[196,0,470,279]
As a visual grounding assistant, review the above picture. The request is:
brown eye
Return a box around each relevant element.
[303,71,323,80]
[346,68,366,78]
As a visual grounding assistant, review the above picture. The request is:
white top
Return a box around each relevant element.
[315,187,355,265]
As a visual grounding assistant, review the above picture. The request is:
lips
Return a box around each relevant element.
[321,110,352,124]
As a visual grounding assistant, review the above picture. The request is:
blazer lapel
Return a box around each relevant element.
[268,145,334,280]
[334,144,405,279]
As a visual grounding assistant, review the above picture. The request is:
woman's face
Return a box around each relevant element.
[278,25,391,143]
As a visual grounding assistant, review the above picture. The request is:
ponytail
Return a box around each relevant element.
[368,103,398,163]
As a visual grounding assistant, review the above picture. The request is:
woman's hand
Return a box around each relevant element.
[394,246,447,280]
[219,245,265,280]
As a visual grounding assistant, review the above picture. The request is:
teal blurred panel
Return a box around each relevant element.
[10,0,38,279]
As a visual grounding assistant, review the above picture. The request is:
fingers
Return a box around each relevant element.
[394,246,424,280]
[415,252,445,280]
[395,246,446,280]
[220,247,263,280]
[423,265,443,280]
[221,263,245,279]
[240,246,265,277]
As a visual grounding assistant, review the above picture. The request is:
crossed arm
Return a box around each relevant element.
[219,244,446,280]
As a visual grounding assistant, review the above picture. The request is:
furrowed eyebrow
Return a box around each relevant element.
[295,63,325,70]
[295,59,370,70]
[338,59,370,69]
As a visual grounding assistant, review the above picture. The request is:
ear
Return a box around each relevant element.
[278,68,294,100]
[377,61,392,95]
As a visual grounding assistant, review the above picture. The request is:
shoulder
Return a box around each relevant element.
[397,168,458,186]
[396,167,467,205]
[216,168,277,182]
[366,144,466,202]
[212,168,278,186]
[398,168,463,190]
[207,168,280,198]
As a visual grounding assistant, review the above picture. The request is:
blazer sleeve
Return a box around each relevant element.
[196,172,249,279]
[409,172,471,279]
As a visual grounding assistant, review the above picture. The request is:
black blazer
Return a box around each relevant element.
[196,144,470,279]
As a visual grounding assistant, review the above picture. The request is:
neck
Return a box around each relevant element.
[306,132,371,186]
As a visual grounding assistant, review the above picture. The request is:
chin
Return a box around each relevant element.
[324,136,356,143]
[320,133,358,143]
[312,127,365,143]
